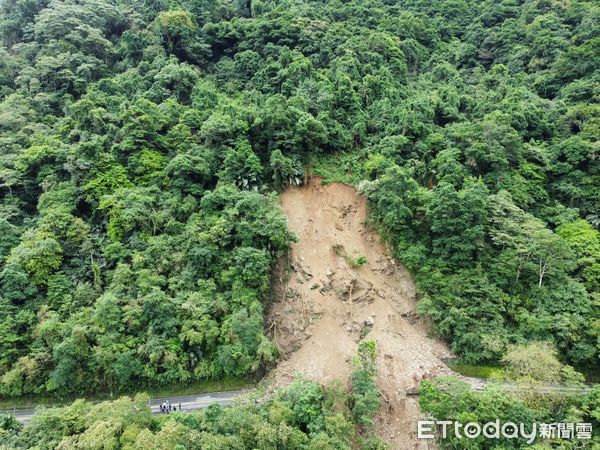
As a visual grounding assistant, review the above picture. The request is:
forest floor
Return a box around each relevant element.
[265,177,452,450]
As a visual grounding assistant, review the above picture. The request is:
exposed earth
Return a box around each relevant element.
[266,177,453,449]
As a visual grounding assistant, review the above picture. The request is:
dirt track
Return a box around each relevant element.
[267,177,452,449]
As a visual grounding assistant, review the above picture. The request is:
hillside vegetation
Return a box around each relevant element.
[0,0,597,406]
[0,342,388,449]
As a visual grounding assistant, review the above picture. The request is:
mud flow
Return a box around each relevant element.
[267,177,452,449]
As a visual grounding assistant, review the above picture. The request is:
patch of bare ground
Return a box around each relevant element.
[266,177,453,450]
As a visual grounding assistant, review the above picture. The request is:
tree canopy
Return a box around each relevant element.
[0,0,597,403]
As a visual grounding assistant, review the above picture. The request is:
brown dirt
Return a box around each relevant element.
[266,177,453,450]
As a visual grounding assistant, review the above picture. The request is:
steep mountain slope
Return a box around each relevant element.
[267,177,451,449]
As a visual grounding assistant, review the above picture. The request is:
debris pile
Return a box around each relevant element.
[266,177,452,449]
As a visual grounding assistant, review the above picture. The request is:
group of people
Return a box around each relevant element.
[159,400,182,413]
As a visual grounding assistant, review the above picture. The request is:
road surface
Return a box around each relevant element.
[406,378,595,396]
[3,389,249,424]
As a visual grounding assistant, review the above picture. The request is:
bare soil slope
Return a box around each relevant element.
[267,177,452,449]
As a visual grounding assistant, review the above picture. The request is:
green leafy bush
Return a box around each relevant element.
[350,340,381,429]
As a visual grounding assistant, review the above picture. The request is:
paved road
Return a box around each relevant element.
[4,389,249,424]
[407,378,595,396]
[148,390,248,414]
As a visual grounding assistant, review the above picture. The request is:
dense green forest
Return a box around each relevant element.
[0,342,386,449]
[0,0,598,412]
[0,384,381,450]
[420,377,600,449]
[0,0,599,447]
[418,341,600,448]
